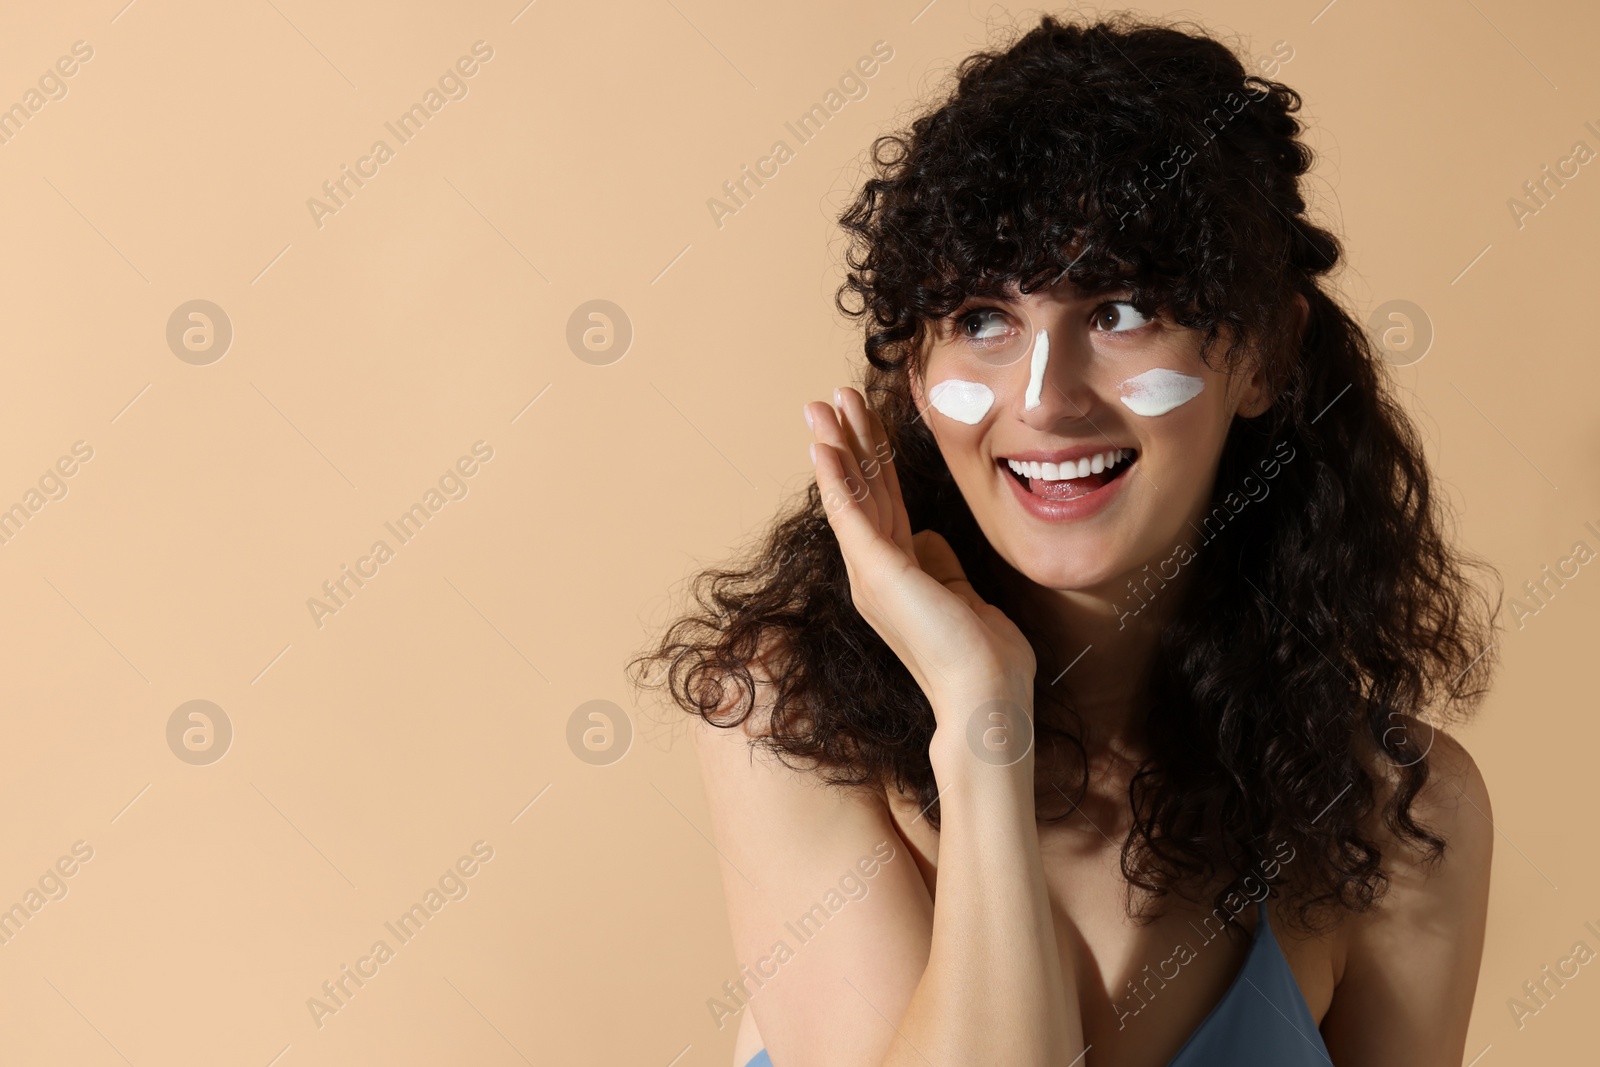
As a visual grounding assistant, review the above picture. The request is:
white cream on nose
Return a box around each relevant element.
[1023,329,1050,410]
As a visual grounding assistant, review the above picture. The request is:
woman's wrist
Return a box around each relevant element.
[927,685,1037,790]
[925,664,1034,721]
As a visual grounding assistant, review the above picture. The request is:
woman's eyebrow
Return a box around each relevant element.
[1039,279,1141,302]
[1076,274,1144,294]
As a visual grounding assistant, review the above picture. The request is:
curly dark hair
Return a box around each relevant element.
[629,12,1501,934]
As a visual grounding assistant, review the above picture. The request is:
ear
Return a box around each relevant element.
[1234,356,1273,419]
[1235,294,1307,419]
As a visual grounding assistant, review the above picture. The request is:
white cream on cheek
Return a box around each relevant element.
[1023,329,1049,410]
[1118,367,1205,416]
[928,379,994,424]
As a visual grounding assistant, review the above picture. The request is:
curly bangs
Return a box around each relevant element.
[841,12,1336,396]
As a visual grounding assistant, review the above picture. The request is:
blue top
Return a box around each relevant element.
[1165,898,1332,1065]
[741,899,1330,1067]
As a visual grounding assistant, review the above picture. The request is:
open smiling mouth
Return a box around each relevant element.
[999,447,1138,502]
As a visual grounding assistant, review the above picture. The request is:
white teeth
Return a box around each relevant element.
[1005,449,1132,482]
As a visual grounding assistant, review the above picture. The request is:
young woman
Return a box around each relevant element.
[633,14,1501,1066]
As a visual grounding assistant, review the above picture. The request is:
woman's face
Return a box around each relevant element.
[910,276,1273,596]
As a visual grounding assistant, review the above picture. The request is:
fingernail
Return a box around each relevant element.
[802,403,814,430]
[809,443,817,464]
[833,388,842,407]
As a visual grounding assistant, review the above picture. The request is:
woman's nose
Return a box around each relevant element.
[1017,325,1097,428]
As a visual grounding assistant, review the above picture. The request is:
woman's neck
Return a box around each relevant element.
[999,559,1195,761]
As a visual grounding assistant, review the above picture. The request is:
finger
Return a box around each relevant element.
[861,404,914,556]
[812,440,906,575]
[835,387,894,538]
[808,400,879,530]
[816,444,951,694]
[911,530,980,603]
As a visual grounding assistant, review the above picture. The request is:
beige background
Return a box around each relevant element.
[0,0,1594,1063]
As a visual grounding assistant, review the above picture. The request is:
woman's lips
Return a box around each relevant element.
[1001,447,1136,497]
[998,450,1136,520]
[1027,471,1112,500]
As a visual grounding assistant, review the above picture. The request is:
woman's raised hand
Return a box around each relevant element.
[805,387,1037,725]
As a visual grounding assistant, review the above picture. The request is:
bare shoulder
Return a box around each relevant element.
[684,631,790,747]
[687,633,895,857]
[685,632,836,790]
[1366,716,1493,879]
[684,632,932,1066]
[1320,719,1493,1066]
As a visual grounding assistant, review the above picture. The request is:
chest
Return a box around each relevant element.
[884,787,1341,1066]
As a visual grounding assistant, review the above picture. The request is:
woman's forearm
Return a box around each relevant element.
[878,706,1083,1066]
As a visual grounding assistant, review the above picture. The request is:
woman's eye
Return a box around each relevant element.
[938,306,1032,367]
[958,308,1015,343]
[1093,301,1152,332]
